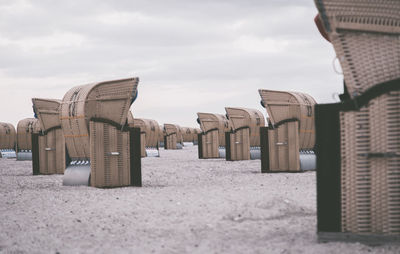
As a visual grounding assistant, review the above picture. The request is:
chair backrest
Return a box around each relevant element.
[314,0,400,97]
[17,118,38,151]
[60,77,139,160]
[225,107,265,147]
[32,98,62,132]
[197,112,230,147]
[259,89,316,150]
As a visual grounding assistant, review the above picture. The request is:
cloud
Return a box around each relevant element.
[0,0,343,128]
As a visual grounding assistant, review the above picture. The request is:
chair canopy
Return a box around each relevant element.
[314,0,400,98]
[60,77,139,159]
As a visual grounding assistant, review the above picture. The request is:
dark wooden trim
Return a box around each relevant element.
[198,133,203,159]
[271,118,299,129]
[318,232,400,245]
[315,103,342,233]
[31,133,40,175]
[164,135,168,149]
[260,127,269,173]
[225,132,231,161]
[130,127,142,187]
[90,117,129,131]
[42,125,62,135]
[232,126,249,134]
[203,128,218,135]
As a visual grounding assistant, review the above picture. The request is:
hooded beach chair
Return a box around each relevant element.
[258,89,317,172]
[197,113,230,159]
[31,98,67,174]
[163,124,183,150]
[60,77,141,188]
[131,118,160,157]
[225,108,265,161]
[16,118,38,160]
[314,0,400,244]
[0,122,16,158]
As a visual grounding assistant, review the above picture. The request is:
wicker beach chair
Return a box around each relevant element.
[163,124,183,150]
[314,0,400,98]
[197,113,230,159]
[0,122,16,158]
[16,118,38,160]
[31,98,66,174]
[314,0,400,244]
[225,107,265,161]
[132,118,160,157]
[60,77,141,187]
[258,89,317,172]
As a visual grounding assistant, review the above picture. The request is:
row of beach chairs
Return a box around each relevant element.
[197,90,317,172]
[0,0,399,245]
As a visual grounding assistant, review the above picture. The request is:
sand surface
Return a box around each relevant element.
[0,146,399,254]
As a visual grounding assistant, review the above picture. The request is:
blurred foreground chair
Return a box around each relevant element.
[164,124,183,150]
[31,98,67,174]
[0,122,16,158]
[16,118,37,160]
[259,89,317,172]
[315,0,400,244]
[197,113,230,159]
[60,77,141,188]
[225,107,265,161]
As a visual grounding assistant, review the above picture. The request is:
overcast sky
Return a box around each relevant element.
[0,0,342,128]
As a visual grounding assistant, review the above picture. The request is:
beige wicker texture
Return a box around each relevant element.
[89,121,131,188]
[201,130,220,158]
[314,0,400,98]
[158,125,164,143]
[32,120,41,134]
[340,91,400,235]
[38,128,66,174]
[32,98,62,131]
[259,89,316,149]
[193,128,201,142]
[133,118,160,148]
[16,118,37,151]
[197,113,230,147]
[0,122,16,150]
[60,77,138,160]
[225,107,265,147]
[268,122,300,172]
[181,127,192,142]
[164,124,180,149]
[229,128,251,161]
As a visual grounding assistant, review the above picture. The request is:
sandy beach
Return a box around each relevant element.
[0,146,399,254]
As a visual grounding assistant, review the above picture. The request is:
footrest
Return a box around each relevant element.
[63,160,91,186]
